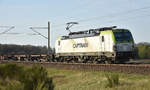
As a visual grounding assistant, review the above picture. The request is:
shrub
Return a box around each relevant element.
[20,65,54,90]
[0,63,24,82]
[0,63,54,90]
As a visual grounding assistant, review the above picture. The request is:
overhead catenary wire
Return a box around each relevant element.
[0,26,15,35]
[78,6,150,22]
[1,33,21,35]
[0,26,49,36]
[70,13,150,30]
[52,6,150,29]
[1,6,150,37]
[30,27,48,39]
[1,6,149,34]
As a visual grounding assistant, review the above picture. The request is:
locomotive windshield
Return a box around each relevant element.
[113,30,133,42]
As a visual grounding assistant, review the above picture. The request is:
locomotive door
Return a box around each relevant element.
[101,36,105,52]
[57,40,61,52]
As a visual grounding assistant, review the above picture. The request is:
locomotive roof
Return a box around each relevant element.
[59,26,129,40]
[69,26,117,35]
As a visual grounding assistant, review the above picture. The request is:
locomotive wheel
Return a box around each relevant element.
[104,60,112,64]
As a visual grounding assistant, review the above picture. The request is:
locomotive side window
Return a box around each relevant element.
[102,36,104,42]
[58,41,60,46]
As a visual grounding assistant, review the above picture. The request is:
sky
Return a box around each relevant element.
[0,0,150,47]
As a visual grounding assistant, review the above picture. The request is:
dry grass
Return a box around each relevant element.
[47,68,150,90]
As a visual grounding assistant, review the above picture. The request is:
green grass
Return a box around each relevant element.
[47,68,150,90]
[1,63,150,90]
[105,73,119,88]
[131,59,150,63]
[0,63,54,90]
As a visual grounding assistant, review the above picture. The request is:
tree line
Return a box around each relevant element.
[135,42,150,59]
[0,44,48,55]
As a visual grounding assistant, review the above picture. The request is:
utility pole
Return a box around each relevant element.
[48,21,51,54]
[30,21,51,54]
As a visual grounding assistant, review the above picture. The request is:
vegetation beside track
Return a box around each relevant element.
[1,63,150,90]
[47,68,150,90]
[0,63,54,90]
[130,59,150,64]
[135,42,150,59]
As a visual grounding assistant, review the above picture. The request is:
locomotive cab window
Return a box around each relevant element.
[58,41,60,46]
[102,36,104,42]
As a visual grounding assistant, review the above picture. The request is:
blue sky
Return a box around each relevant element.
[0,0,150,47]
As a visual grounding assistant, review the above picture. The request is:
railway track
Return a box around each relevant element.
[1,61,150,75]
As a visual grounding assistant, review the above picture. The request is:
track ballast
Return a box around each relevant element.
[1,61,150,75]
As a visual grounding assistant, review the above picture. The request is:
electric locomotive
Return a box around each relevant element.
[55,26,134,64]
